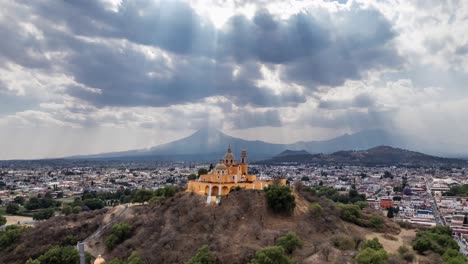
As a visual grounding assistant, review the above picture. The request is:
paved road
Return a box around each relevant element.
[424,178,444,225]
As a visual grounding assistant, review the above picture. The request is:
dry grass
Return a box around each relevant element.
[4,215,33,225]
[365,228,416,254]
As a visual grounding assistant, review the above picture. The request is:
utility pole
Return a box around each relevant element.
[77,242,86,264]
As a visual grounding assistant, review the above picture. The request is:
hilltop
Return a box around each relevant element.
[258,146,468,167]
[0,189,410,264]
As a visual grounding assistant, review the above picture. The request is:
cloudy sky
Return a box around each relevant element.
[1,0,467,159]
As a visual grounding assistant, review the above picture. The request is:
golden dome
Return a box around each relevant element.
[94,255,105,264]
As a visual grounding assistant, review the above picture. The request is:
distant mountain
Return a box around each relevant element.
[70,127,285,161]
[258,146,468,167]
[275,149,311,157]
[69,128,463,163]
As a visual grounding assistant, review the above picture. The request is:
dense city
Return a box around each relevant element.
[1,160,468,260]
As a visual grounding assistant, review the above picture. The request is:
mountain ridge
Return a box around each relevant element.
[68,128,461,162]
[258,145,467,167]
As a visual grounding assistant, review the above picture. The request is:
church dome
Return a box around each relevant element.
[94,255,105,264]
[223,145,236,163]
[215,163,227,170]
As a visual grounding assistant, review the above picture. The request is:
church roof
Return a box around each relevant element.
[215,163,227,170]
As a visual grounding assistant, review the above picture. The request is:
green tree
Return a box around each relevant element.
[383,171,393,179]
[13,196,25,205]
[33,208,55,220]
[25,258,41,264]
[413,236,431,254]
[264,185,296,214]
[349,189,359,198]
[36,246,79,264]
[6,203,19,215]
[337,204,361,223]
[186,245,215,264]
[275,232,303,254]
[198,168,208,176]
[108,259,124,264]
[369,216,384,228]
[131,189,153,203]
[84,198,105,210]
[127,252,144,264]
[0,215,6,226]
[188,174,197,181]
[72,206,81,214]
[0,225,29,250]
[309,203,323,218]
[105,223,132,250]
[355,248,388,264]
[250,246,294,264]
[355,201,368,209]
[62,205,73,216]
[387,208,394,218]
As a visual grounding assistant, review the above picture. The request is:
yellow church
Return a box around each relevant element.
[187,146,285,204]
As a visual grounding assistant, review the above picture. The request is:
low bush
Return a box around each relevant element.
[264,185,296,214]
[355,247,388,264]
[186,245,215,264]
[361,238,383,250]
[275,232,303,254]
[250,246,294,264]
[332,235,356,251]
[105,222,132,250]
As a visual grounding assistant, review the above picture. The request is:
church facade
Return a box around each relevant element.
[186,146,285,204]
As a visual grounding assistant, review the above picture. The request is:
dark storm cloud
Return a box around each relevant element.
[218,10,329,63]
[0,0,400,110]
[284,8,400,87]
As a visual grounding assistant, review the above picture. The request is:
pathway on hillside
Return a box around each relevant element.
[83,204,128,243]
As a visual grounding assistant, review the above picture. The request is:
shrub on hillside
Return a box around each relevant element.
[413,226,459,255]
[264,185,296,214]
[355,247,388,264]
[369,216,384,228]
[107,251,143,264]
[84,198,105,210]
[33,208,55,221]
[6,203,19,215]
[361,238,383,251]
[0,215,6,226]
[309,203,323,218]
[35,246,80,264]
[250,246,294,264]
[0,225,30,251]
[332,235,356,251]
[275,232,303,254]
[337,203,361,223]
[106,222,132,250]
[186,245,215,264]
[442,248,468,264]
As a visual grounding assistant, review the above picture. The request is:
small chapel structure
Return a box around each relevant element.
[186,146,285,204]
